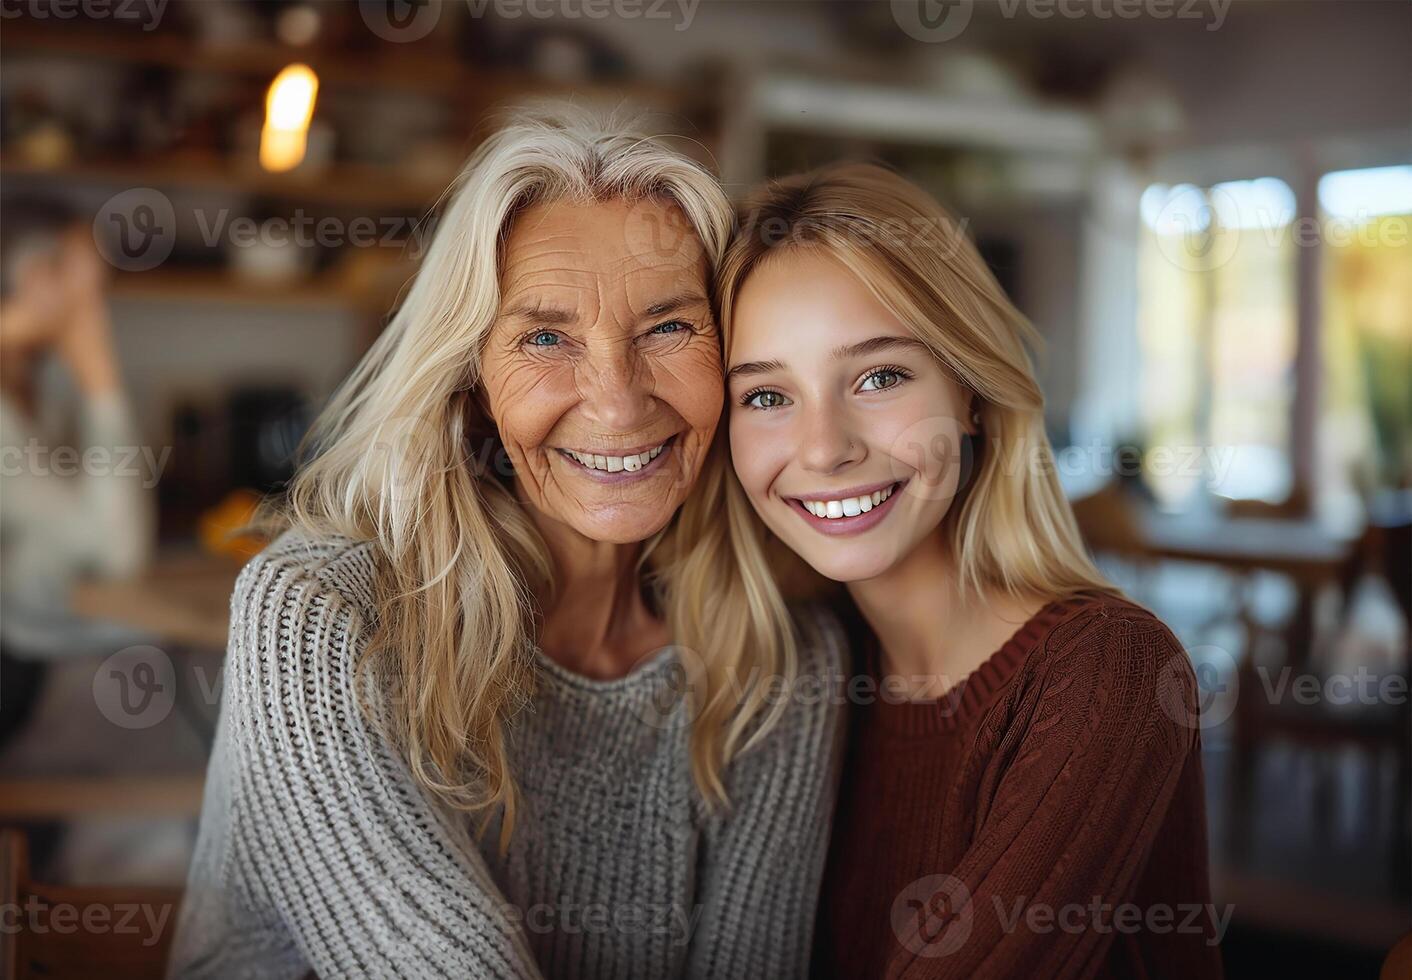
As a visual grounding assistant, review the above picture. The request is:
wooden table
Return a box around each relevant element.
[4,552,245,820]
[1137,512,1359,670]
[70,550,243,651]
[1139,512,1357,583]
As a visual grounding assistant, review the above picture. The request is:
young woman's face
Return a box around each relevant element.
[727,249,976,583]
[480,197,721,544]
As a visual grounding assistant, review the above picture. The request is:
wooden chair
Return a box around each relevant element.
[1,827,182,979]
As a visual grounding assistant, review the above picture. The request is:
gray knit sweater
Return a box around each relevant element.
[166,530,847,979]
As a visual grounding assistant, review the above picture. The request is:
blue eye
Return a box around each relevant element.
[529,331,561,347]
[859,368,907,392]
[743,389,791,410]
[650,320,688,335]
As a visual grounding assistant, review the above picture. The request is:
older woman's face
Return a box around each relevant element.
[480,197,721,544]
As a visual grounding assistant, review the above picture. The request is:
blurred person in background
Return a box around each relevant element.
[0,203,155,749]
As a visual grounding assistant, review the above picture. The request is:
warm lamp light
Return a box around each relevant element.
[259,63,319,173]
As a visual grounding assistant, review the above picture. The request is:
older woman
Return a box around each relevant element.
[166,107,846,980]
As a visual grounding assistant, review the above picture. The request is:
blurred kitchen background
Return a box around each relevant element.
[0,0,1408,976]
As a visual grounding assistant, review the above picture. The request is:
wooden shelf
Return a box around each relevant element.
[0,776,206,818]
[1,156,452,211]
[108,269,395,312]
[0,21,691,109]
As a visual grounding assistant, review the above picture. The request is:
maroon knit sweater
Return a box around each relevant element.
[814,591,1224,980]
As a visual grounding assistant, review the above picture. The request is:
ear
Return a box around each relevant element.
[965,393,982,438]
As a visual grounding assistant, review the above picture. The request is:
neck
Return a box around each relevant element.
[847,531,1045,700]
[524,496,670,680]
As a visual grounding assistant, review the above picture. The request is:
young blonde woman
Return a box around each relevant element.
[718,164,1224,979]
[166,107,847,980]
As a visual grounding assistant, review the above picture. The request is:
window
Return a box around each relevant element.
[1318,166,1412,519]
[1137,178,1297,510]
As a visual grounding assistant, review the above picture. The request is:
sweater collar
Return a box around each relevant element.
[862,591,1100,737]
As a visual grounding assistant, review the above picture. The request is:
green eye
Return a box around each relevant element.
[529,331,560,347]
[860,369,902,391]
[745,390,790,409]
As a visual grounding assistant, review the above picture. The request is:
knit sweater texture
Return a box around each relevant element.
[166,529,848,979]
[815,590,1224,980]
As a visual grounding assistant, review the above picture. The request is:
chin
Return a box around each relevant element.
[573,508,677,545]
[792,543,899,586]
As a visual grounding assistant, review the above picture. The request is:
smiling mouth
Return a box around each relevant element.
[795,482,899,519]
[556,435,675,475]
[785,480,907,535]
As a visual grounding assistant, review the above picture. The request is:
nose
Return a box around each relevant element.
[577,341,656,433]
[797,397,862,475]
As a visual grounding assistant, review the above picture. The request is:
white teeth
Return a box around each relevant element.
[563,442,668,473]
[802,485,896,520]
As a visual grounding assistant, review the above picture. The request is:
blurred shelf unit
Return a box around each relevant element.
[751,74,1100,156]
[719,71,1102,201]
[0,21,695,113]
[108,269,395,312]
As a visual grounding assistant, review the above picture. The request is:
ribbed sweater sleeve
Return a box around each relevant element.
[886,609,1203,980]
[166,547,544,980]
[685,609,850,979]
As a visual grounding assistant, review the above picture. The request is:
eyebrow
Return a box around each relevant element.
[497,302,577,327]
[643,293,708,319]
[497,293,708,327]
[726,358,786,382]
[828,335,931,360]
[726,335,928,382]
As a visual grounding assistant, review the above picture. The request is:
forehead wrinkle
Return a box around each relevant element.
[496,275,599,327]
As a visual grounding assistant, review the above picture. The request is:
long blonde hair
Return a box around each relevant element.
[716,162,1118,607]
[272,104,801,846]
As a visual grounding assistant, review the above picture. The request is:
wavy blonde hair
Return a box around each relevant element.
[270,105,801,847]
[716,163,1119,608]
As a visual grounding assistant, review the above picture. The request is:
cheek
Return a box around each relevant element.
[652,343,724,436]
[484,359,578,452]
[869,393,969,486]
[728,410,790,499]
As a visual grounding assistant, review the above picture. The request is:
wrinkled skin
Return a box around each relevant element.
[479,197,722,547]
